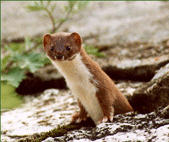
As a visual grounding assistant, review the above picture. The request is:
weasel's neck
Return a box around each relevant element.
[51,53,89,79]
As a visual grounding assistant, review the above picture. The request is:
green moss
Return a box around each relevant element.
[18,124,81,142]
[1,82,23,109]
[19,118,95,142]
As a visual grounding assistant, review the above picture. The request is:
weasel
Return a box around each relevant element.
[43,32,133,125]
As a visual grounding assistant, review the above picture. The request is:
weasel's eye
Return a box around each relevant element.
[50,46,54,51]
[66,46,71,51]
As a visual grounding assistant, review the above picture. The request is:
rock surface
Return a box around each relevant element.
[129,64,169,113]
[2,87,169,142]
[51,108,169,142]
[16,66,67,95]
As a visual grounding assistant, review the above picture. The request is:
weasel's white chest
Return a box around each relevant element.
[51,54,103,124]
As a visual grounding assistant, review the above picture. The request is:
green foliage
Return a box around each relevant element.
[64,1,89,13]
[18,52,45,73]
[25,1,89,33]
[76,1,90,12]
[1,54,11,71]
[1,82,23,109]
[25,1,49,12]
[2,38,50,88]
[2,68,25,87]
[84,44,106,58]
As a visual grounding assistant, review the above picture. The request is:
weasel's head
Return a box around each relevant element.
[43,32,82,61]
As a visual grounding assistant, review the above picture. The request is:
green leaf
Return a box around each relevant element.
[51,4,56,13]
[1,82,23,109]
[77,1,89,11]
[4,45,24,63]
[42,54,51,65]
[25,36,33,50]
[10,52,24,62]
[4,43,24,54]
[66,1,89,14]
[33,37,43,43]
[64,5,69,12]
[68,1,77,9]
[1,55,11,71]
[25,2,44,11]
[84,45,106,58]
[18,52,45,73]
[58,18,67,24]
[1,68,26,87]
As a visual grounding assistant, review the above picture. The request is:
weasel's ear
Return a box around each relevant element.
[70,32,82,46]
[43,34,51,48]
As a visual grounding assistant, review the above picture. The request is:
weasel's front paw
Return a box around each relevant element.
[97,115,114,125]
[71,113,87,123]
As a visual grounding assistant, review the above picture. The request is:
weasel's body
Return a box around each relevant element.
[51,54,103,123]
[43,32,133,125]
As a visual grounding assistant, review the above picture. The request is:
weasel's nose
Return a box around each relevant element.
[56,54,63,60]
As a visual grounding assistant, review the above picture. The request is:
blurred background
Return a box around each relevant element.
[1,1,169,109]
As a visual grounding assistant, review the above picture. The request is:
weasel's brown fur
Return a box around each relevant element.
[80,47,133,115]
[43,32,133,125]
